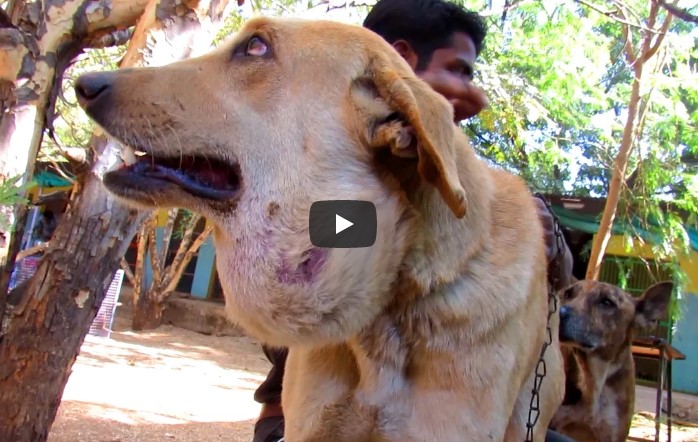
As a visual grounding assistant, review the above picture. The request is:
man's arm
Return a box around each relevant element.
[533,196,575,291]
[551,236,574,291]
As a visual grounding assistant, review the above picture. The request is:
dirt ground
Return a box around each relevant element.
[48,306,698,442]
[49,310,270,442]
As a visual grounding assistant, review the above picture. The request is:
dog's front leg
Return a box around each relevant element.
[282,344,375,442]
[548,405,583,435]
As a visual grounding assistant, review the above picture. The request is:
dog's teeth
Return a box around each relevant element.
[122,147,137,166]
[134,150,147,157]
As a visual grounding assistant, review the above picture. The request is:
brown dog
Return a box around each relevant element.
[550,280,673,442]
[76,17,563,441]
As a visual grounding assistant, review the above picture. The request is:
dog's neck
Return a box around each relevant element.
[564,345,632,410]
[382,133,494,301]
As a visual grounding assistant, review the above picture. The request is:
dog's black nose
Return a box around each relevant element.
[559,305,570,320]
[75,72,112,102]
[75,72,115,123]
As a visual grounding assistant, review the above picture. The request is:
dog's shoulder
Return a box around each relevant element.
[486,168,545,257]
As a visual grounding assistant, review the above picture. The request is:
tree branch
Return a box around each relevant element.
[576,0,664,32]
[642,8,673,62]
[634,54,664,147]
[162,224,212,297]
[632,0,661,76]
[160,214,202,295]
[576,0,617,18]
[620,17,637,66]
[0,27,30,84]
[60,146,87,165]
[612,2,648,67]
[86,28,134,49]
[16,242,48,260]
[479,0,534,17]
[133,222,149,301]
[82,0,151,35]
[613,0,647,25]
[120,257,136,288]
[43,155,76,184]
[146,215,162,287]
[584,0,654,279]
[159,209,178,271]
[656,0,698,23]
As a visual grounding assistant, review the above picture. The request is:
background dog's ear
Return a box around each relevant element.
[634,281,673,329]
[363,56,467,218]
[560,282,581,302]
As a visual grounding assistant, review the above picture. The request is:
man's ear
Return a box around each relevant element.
[358,55,467,218]
[634,281,673,329]
[391,40,419,72]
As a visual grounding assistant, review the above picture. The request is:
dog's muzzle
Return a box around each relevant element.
[559,306,600,350]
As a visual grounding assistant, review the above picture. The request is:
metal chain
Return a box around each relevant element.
[525,193,565,442]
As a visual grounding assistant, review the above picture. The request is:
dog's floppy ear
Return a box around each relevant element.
[363,56,467,218]
[634,281,673,329]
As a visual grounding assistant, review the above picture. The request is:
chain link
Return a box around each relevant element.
[525,193,565,442]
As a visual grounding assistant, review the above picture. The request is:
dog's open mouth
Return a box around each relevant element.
[104,151,241,201]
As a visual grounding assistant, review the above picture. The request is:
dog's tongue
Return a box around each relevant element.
[127,160,238,201]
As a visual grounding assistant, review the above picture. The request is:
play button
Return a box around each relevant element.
[309,200,377,248]
[336,214,353,234]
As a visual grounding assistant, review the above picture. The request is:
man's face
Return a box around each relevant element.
[408,32,488,123]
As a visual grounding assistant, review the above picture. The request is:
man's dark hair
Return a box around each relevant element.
[363,0,487,70]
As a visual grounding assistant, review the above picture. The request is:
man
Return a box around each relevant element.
[253,1,575,441]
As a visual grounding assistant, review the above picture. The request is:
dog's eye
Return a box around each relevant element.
[246,36,268,57]
[599,297,616,308]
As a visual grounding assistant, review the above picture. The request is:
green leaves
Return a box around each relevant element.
[468,0,695,204]
[41,44,126,168]
[463,0,697,286]
[0,175,33,231]
[38,0,696,285]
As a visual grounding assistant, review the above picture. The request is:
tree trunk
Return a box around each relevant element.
[163,223,212,295]
[132,288,164,331]
[0,137,148,442]
[0,0,235,438]
[130,212,213,331]
[585,1,671,280]
[131,214,159,330]
[585,64,645,280]
[0,0,150,322]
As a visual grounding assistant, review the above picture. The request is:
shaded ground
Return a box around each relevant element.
[49,304,698,442]
[629,386,698,441]
[49,309,270,442]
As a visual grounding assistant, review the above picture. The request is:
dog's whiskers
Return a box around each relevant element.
[166,125,185,170]
[140,117,159,167]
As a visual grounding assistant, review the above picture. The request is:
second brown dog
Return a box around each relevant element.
[550,279,673,442]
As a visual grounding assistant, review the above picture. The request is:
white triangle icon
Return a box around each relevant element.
[335,214,353,234]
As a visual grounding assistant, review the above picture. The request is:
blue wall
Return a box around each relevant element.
[673,293,698,394]
[190,236,216,298]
